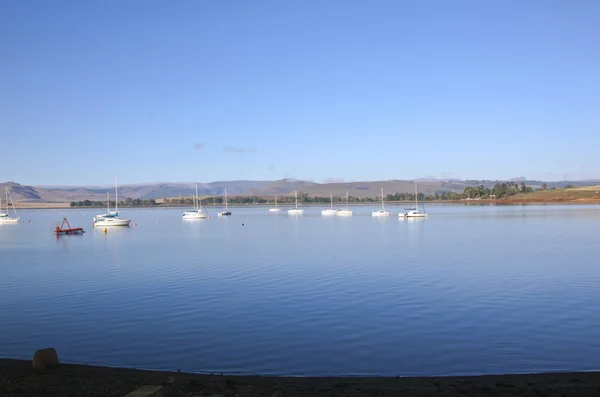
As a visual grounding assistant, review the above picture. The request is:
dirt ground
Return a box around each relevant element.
[2,359,600,396]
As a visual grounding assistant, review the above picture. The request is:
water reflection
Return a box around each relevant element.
[1,205,599,377]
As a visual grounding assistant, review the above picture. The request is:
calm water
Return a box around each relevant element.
[1,204,599,376]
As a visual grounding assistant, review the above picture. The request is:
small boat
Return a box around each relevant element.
[93,177,131,227]
[336,191,353,216]
[400,180,428,218]
[268,195,280,212]
[321,193,337,215]
[218,188,232,216]
[55,218,84,235]
[372,188,391,217]
[287,191,304,215]
[0,187,20,224]
[182,184,209,220]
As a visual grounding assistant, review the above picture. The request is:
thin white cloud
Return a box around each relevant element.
[193,143,204,150]
[223,146,257,153]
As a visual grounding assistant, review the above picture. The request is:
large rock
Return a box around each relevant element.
[32,347,60,372]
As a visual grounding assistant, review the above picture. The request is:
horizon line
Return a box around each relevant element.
[3,177,600,188]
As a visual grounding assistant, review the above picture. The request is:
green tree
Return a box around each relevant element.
[520,182,528,194]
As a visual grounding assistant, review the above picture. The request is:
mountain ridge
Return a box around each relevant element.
[3,178,600,203]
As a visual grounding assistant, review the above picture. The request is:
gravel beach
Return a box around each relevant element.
[2,359,600,396]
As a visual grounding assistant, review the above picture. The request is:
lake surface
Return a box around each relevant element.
[1,204,599,376]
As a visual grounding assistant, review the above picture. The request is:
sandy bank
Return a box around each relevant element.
[1,359,600,396]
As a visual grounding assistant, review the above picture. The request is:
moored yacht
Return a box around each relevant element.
[372,188,391,216]
[321,193,337,215]
[268,195,280,212]
[0,187,20,224]
[400,180,428,218]
[93,178,131,227]
[182,184,209,219]
[287,191,304,215]
[218,188,232,216]
[336,191,353,216]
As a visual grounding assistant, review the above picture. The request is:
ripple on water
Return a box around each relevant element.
[1,206,600,375]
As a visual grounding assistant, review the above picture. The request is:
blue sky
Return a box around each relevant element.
[1,0,598,185]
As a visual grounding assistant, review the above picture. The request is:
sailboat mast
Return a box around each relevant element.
[195,184,198,210]
[381,188,384,209]
[330,192,333,209]
[6,188,17,216]
[346,191,349,207]
[225,188,228,210]
[415,179,418,209]
[115,176,118,214]
[275,195,277,208]
[107,192,110,213]
[295,191,298,209]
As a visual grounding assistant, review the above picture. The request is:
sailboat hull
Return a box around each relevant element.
[268,208,280,212]
[372,210,391,217]
[0,217,20,224]
[321,209,337,215]
[94,218,131,226]
[182,211,208,219]
[218,211,232,216]
[403,212,428,218]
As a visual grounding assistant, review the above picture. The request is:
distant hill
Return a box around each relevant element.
[2,178,600,204]
[300,180,466,199]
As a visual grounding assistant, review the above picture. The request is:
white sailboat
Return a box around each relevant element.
[321,192,337,215]
[401,179,428,218]
[372,187,391,216]
[0,187,20,224]
[268,195,280,212]
[182,184,209,219]
[218,188,232,216]
[287,191,304,215]
[336,191,353,216]
[93,177,131,226]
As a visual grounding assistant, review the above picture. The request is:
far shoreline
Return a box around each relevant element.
[12,199,600,210]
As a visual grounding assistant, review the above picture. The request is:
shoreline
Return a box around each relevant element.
[12,199,600,210]
[2,359,600,396]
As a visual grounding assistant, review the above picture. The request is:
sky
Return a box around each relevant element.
[1,0,599,185]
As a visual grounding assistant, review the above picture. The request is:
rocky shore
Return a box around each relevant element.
[2,359,600,396]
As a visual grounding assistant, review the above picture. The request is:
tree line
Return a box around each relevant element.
[163,182,536,205]
[70,198,157,207]
[70,182,539,207]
